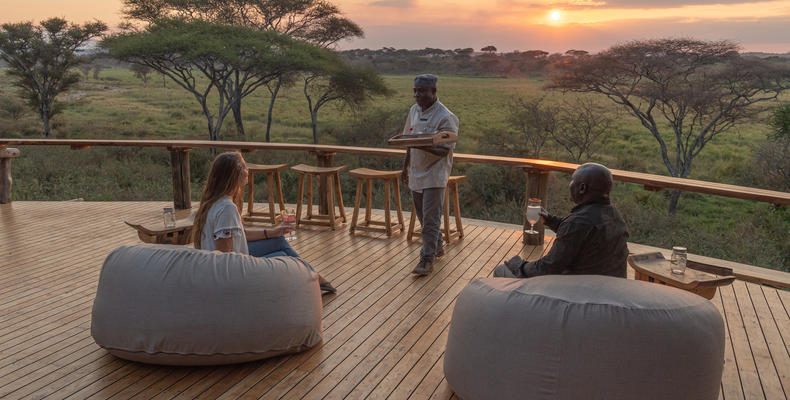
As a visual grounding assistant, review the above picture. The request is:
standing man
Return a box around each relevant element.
[402,74,459,276]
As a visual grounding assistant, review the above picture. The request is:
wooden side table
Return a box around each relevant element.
[125,221,194,245]
[628,252,735,300]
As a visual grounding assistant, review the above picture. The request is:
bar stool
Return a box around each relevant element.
[348,168,405,236]
[408,175,466,243]
[290,164,347,230]
[242,163,288,224]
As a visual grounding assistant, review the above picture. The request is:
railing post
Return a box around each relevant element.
[168,147,192,210]
[311,150,336,215]
[0,147,20,204]
[522,167,550,245]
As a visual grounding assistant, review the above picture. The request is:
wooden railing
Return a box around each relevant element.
[2,138,789,287]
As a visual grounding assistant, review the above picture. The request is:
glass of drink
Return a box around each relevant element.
[162,207,176,228]
[525,198,541,235]
[282,208,297,241]
[670,246,687,274]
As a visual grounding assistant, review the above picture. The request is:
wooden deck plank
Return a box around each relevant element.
[713,288,746,400]
[255,226,492,398]
[734,281,786,399]
[363,231,521,399]
[307,229,513,399]
[748,284,790,398]
[1,202,789,400]
[721,282,765,399]
[212,227,452,398]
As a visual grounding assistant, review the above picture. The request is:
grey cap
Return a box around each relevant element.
[414,74,438,88]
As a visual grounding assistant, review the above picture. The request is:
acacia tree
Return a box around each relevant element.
[303,61,392,144]
[549,38,790,213]
[104,18,328,141]
[506,96,558,158]
[0,18,107,136]
[122,0,363,140]
[552,98,614,163]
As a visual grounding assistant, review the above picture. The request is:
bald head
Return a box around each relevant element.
[569,163,613,204]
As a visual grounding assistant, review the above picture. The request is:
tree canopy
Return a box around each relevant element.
[549,38,790,212]
[103,18,332,141]
[0,18,107,136]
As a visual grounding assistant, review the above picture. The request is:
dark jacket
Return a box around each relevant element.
[522,199,629,278]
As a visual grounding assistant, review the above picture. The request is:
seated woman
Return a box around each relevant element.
[192,151,336,293]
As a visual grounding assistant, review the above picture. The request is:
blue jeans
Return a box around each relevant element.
[247,236,299,258]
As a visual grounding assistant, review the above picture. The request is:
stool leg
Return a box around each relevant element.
[365,179,372,225]
[453,182,463,238]
[306,174,313,220]
[274,170,285,214]
[394,177,404,233]
[296,174,305,226]
[334,172,346,223]
[266,172,276,224]
[384,179,392,236]
[246,171,254,217]
[443,186,451,242]
[408,203,417,242]
[327,174,336,230]
[351,178,362,234]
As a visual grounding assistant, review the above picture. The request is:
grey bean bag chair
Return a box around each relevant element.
[444,275,724,400]
[91,244,322,366]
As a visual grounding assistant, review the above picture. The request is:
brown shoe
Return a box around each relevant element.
[411,258,434,276]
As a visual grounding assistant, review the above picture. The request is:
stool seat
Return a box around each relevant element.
[291,164,347,230]
[349,168,402,179]
[447,175,467,184]
[247,163,289,173]
[291,164,347,175]
[349,169,404,237]
[409,175,465,243]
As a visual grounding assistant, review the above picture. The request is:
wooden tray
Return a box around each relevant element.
[387,132,458,148]
[628,252,735,299]
[124,218,194,246]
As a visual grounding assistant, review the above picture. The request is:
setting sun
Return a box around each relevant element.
[551,10,561,21]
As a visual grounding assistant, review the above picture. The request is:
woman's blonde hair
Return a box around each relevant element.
[191,152,247,249]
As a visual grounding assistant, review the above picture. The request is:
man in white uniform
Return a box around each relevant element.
[402,74,459,276]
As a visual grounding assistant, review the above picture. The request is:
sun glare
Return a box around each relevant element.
[551,10,562,21]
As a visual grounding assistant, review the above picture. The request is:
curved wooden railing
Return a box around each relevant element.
[2,138,789,288]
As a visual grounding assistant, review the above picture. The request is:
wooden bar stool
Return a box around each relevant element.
[348,168,405,236]
[408,175,466,243]
[291,164,347,230]
[242,163,288,224]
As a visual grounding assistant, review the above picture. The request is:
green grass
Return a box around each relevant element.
[1,68,788,271]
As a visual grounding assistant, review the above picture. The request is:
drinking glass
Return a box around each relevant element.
[525,198,541,235]
[670,246,687,275]
[162,207,176,228]
[282,208,297,241]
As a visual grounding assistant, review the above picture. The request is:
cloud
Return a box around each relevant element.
[369,0,417,8]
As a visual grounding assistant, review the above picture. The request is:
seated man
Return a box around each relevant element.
[494,163,629,278]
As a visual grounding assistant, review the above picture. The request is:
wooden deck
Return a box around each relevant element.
[1,201,789,399]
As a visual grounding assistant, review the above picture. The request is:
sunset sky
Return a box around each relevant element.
[1,0,789,53]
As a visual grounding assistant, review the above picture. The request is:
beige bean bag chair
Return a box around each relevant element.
[91,244,322,366]
[444,275,724,400]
